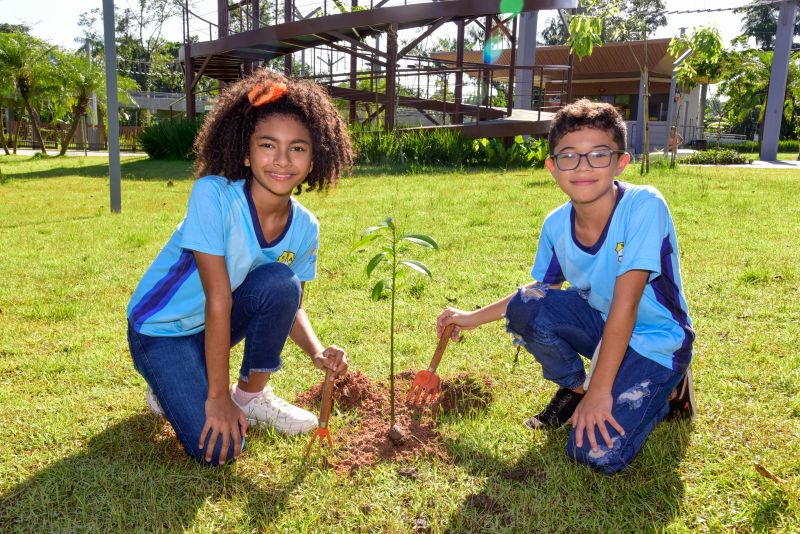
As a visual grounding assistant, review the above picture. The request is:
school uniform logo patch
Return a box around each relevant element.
[277,250,296,265]
[615,242,624,263]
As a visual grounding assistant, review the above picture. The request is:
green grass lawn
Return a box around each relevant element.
[1,154,799,532]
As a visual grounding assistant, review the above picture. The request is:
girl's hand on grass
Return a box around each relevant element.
[312,345,349,378]
[437,307,479,341]
[570,389,625,452]
[199,396,248,465]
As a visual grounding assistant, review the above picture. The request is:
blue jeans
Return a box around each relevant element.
[505,286,683,474]
[127,262,301,465]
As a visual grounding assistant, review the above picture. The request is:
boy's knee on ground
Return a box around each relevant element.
[505,288,545,342]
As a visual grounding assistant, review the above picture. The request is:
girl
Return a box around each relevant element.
[126,71,353,465]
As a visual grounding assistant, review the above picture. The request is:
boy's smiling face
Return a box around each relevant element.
[545,127,630,207]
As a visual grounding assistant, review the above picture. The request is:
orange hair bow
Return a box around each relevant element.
[247,82,288,107]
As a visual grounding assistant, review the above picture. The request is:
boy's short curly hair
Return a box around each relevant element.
[548,99,627,154]
[194,69,353,193]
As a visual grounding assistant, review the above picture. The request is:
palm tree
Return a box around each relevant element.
[0,32,56,154]
[0,74,14,155]
[718,50,800,149]
[55,54,105,155]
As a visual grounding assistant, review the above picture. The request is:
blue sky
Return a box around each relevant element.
[0,0,753,52]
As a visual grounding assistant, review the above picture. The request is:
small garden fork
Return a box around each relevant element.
[406,324,455,405]
[305,368,334,458]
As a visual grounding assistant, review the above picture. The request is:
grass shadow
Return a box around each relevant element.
[443,419,693,532]
[3,157,194,181]
[0,414,307,531]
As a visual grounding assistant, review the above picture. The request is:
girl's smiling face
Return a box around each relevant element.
[244,114,314,198]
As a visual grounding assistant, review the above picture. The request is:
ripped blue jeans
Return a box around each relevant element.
[505,286,683,474]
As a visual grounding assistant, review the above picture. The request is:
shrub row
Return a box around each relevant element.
[717,140,800,153]
[139,118,202,160]
[681,149,751,165]
[351,128,549,170]
[140,118,551,170]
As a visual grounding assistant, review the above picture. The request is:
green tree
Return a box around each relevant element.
[352,217,438,428]
[0,23,30,34]
[0,32,57,154]
[717,49,800,147]
[79,1,183,93]
[566,0,667,174]
[668,26,726,140]
[53,54,105,155]
[733,4,800,51]
[545,0,665,47]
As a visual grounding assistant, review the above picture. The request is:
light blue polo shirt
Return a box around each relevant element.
[127,176,319,337]
[531,181,694,373]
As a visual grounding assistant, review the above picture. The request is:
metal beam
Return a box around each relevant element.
[761,0,798,160]
[102,0,121,213]
[327,29,386,57]
[190,54,213,91]
[397,17,451,59]
[454,19,465,124]
[187,0,578,61]
[317,38,387,66]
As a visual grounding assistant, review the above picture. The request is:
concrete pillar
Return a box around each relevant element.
[102,0,121,213]
[761,0,798,161]
[514,11,537,110]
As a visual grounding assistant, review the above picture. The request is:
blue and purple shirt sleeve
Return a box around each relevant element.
[617,196,669,280]
[176,179,226,256]
[531,221,565,285]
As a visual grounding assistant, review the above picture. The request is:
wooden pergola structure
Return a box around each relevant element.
[179,0,577,138]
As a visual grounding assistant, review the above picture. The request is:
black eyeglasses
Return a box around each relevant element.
[551,149,626,171]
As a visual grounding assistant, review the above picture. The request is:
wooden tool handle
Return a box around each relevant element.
[318,368,335,426]
[427,324,455,373]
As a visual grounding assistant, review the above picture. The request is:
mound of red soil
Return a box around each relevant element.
[297,370,447,473]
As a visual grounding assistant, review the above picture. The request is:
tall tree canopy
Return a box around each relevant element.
[542,0,666,47]
[733,3,800,51]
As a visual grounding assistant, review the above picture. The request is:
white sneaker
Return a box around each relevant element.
[146,386,165,417]
[231,385,318,436]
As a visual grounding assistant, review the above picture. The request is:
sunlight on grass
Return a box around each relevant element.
[1,155,799,531]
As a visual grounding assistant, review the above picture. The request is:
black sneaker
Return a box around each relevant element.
[524,387,584,430]
[667,367,696,421]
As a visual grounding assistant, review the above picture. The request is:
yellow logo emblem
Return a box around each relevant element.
[277,251,296,265]
[615,242,624,263]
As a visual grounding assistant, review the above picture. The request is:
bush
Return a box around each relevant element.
[470,135,548,170]
[722,140,799,153]
[351,127,548,171]
[681,149,751,165]
[139,118,202,160]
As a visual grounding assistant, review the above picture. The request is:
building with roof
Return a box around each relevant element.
[432,38,705,152]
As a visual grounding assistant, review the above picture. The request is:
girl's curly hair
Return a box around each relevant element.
[194,69,353,193]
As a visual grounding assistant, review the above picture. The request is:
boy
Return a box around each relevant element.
[437,99,695,474]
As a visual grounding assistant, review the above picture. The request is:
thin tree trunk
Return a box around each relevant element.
[59,103,88,156]
[699,83,708,141]
[13,109,23,154]
[640,66,650,174]
[0,103,9,156]
[640,36,650,175]
[24,100,47,155]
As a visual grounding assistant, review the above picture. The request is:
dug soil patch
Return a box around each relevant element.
[296,370,493,473]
